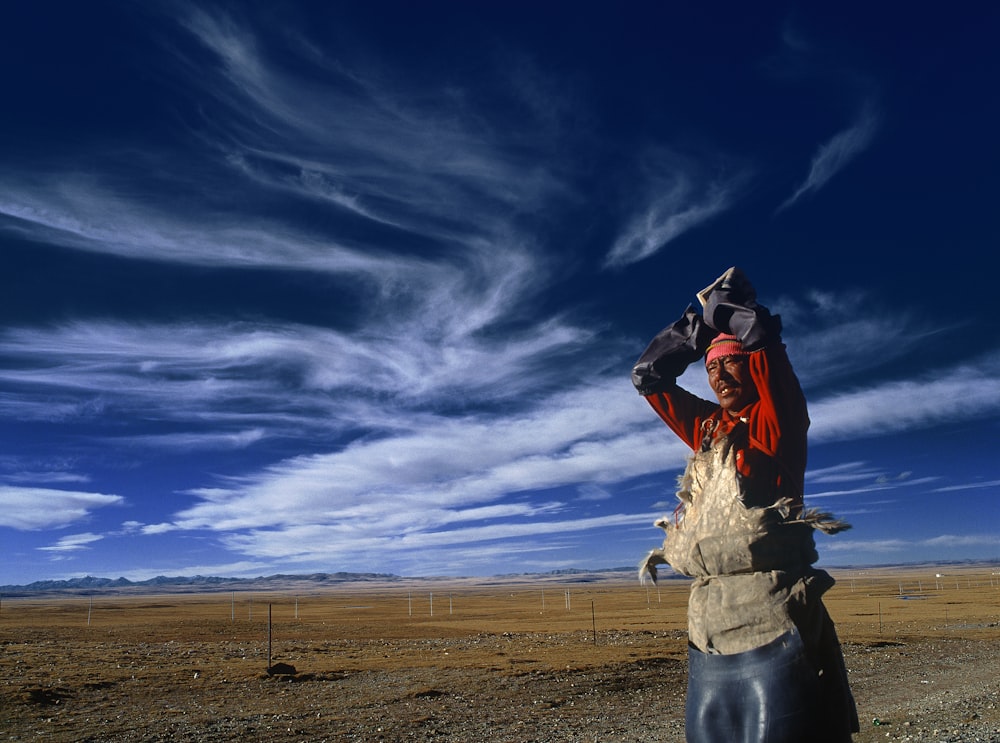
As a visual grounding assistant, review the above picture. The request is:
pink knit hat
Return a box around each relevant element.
[705,333,748,365]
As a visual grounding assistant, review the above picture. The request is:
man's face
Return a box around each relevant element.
[706,355,758,412]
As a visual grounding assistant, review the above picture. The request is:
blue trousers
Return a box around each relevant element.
[686,630,825,743]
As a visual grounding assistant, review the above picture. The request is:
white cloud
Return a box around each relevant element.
[0,487,123,530]
[120,429,267,451]
[808,354,1000,443]
[163,380,672,533]
[0,175,451,280]
[933,479,1000,493]
[806,484,896,500]
[0,302,599,430]
[821,537,909,553]
[823,533,1000,553]
[225,513,645,558]
[604,150,746,268]
[0,5,571,335]
[778,104,878,211]
[2,470,90,485]
[577,484,613,502]
[806,461,884,485]
[774,289,949,388]
[175,5,568,247]
[922,534,1000,548]
[140,523,178,536]
[803,463,934,501]
[38,533,103,553]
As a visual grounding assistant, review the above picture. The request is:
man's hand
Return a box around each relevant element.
[697,266,757,312]
[632,305,715,395]
[697,266,781,351]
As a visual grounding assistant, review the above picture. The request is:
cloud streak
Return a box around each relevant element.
[0,2,574,360]
[604,150,746,268]
[807,353,1000,443]
[823,533,1000,554]
[0,487,123,530]
[176,4,570,247]
[778,104,879,211]
[0,311,601,432]
[0,176,407,275]
[38,533,104,553]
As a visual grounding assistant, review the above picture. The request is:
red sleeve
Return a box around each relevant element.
[643,384,718,452]
[745,343,810,502]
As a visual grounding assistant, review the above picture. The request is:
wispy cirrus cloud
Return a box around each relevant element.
[150,380,670,535]
[2,297,998,555]
[0,172,442,294]
[604,149,747,268]
[0,3,571,338]
[803,462,930,501]
[806,461,895,485]
[175,4,569,246]
[934,479,1000,493]
[0,310,601,430]
[823,533,1000,554]
[221,513,646,563]
[807,352,1000,443]
[777,103,879,212]
[38,532,104,553]
[0,9,592,532]
[0,466,90,485]
[774,288,954,388]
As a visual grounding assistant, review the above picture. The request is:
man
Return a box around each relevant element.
[632,267,858,742]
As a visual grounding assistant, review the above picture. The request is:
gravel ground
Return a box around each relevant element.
[4,629,999,742]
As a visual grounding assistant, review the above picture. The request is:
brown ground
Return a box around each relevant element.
[2,566,998,742]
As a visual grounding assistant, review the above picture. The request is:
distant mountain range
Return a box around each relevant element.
[0,572,401,597]
[4,560,994,597]
[0,567,638,597]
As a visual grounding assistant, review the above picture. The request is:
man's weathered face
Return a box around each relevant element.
[706,355,758,412]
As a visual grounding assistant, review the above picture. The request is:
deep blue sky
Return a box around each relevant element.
[2,2,998,584]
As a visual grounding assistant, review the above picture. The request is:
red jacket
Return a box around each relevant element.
[643,343,810,508]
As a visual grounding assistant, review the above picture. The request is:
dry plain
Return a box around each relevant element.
[2,566,998,742]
